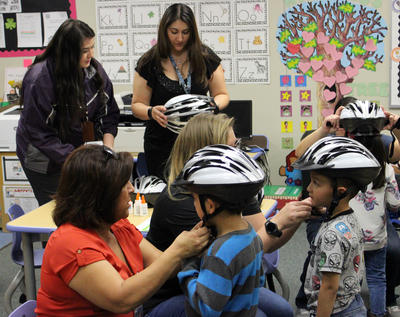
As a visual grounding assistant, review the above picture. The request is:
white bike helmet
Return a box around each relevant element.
[134,175,166,194]
[134,176,166,205]
[174,145,265,219]
[339,99,386,136]
[164,94,217,134]
[293,136,380,187]
[293,136,380,217]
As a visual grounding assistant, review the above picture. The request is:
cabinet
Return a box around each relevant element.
[0,152,38,230]
[114,126,145,153]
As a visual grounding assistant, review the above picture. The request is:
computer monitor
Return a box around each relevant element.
[221,100,252,139]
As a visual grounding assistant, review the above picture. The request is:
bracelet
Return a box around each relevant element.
[147,107,153,120]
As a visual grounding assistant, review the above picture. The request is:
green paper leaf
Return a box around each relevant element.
[363,59,376,71]
[304,39,317,48]
[339,3,354,13]
[329,38,344,48]
[287,58,300,69]
[290,37,303,45]
[310,55,324,61]
[303,22,317,32]
[305,69,314,78]
[5,18,16,30]
[352,45,366,56]
[280,29,291,43]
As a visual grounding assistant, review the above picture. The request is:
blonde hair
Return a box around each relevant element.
[167,113,234,192]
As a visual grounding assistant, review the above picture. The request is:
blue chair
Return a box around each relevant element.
[4,204,44,315]
[8,299,36,317]
[262,206,290,300]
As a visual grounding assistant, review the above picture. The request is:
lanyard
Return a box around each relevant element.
[169,55,191,94]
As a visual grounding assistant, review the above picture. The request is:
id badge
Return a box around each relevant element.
[134,305,143,317]
[81,120,95,142]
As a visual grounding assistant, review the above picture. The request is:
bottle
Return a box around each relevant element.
[140,195,148,216]
[133,192,141,216]
[128,200,133,214]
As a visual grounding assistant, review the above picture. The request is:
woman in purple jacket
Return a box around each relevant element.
[16,19,120,205]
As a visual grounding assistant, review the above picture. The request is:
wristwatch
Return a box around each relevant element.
[265,220,282,237]
[147,107,153,120]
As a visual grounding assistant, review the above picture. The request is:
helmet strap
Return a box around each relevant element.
[199,194,225,225]
[325,182,347,220]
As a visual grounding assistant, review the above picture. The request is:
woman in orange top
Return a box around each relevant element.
[35,145,209,316]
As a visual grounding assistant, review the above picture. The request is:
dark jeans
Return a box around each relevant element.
[22,165,60,206]
[386,218,400,306]
[295,218,323,309]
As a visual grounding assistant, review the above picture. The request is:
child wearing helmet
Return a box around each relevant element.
[174,144,266,316]
[293,136,381,317]
[295,98,400,317]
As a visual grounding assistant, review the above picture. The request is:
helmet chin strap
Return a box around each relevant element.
[199,194,225,225]
[325,183,347,220]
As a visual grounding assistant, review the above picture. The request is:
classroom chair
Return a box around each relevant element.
[4,204,44,315]
[262,207,290,300]
[8,299,36,317]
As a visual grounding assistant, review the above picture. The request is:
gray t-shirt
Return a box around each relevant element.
[304,210,364,314]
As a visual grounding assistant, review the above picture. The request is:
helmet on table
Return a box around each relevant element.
[133,175,166,205]
[339,99,386,136]
[164,94,217,134]
[173,144,265,221]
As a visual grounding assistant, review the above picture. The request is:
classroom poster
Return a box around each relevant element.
[95,0,271,84]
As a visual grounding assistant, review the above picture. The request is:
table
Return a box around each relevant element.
[6,198,276,300]
[6,201,152,300]
[260,198,278,218]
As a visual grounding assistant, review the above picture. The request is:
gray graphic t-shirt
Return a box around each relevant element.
[304,211,364,314]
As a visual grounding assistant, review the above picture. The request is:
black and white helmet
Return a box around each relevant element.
[164,94,217,134]
[339,99,386,136]
[174,144,265,205]
[134,176,166,194]
[293,136,380,188]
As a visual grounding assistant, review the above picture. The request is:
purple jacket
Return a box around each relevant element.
[16,58,120,174]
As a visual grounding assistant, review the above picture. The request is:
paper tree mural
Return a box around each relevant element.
[277,0,387,120]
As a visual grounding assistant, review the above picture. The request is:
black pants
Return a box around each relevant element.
[22,165,60,206]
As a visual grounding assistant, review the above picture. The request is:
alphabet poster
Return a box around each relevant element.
[96,0,270,84]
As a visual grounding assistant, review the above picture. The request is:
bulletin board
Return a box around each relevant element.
[95,0,270,84]
[0,0,76,57]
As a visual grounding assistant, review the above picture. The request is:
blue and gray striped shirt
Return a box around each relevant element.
[178,222,264,317]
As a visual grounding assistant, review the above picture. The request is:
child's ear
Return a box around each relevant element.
[337,186,348,196]
[205,198,219,214]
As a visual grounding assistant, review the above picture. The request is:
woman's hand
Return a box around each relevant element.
[151,105,168,128]
[272,197,313,231]
[382,106,400,130]
[170,224,210,259]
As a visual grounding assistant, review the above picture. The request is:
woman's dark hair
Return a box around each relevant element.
[354,135,386,189]
[137,3,217,87]
[21,19,104,142]
[336,96,386,189]
[53,145,133,229]
[334,96,357,114]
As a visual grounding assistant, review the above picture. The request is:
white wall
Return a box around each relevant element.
[0,0,396,184]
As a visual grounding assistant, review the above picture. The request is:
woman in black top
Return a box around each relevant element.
[131,3,229,179]
[144,113,295,317]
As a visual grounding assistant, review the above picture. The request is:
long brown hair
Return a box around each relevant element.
[137,3,217,87]
[167,113,234,194]
[53,145,133,229]
[21,19,104,142]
